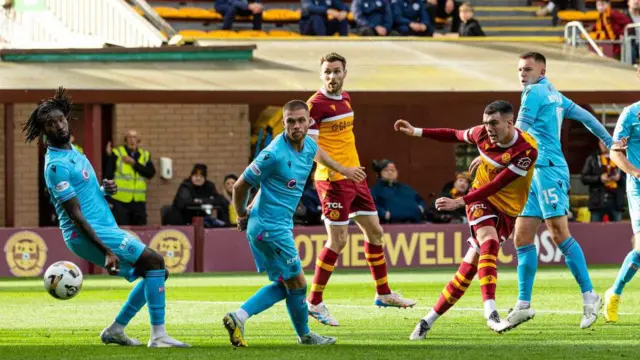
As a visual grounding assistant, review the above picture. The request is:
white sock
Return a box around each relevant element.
[107,321,125,333]
[484,299,497,319]
[582,290,597,304]
[422,309,440,327]
[151,324,167,339]
[234,308,249,323]
[516,300,531,310]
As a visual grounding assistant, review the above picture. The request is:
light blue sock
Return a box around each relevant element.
[517,244,538,302]
[558,237,593,293]
[286,286,310,337]
[241,281,287,317]
[115,279,147,326]
[144,270,166,326]
[612,250,640,296]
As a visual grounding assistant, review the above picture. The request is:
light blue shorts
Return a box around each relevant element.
[628,190,640,234]
[65,228,146,282]
[247,230,302,282]
[520,166,570,220]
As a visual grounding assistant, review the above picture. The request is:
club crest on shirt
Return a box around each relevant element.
[501,153,511,164]
[82,170,89,180]
[287,179,297,189]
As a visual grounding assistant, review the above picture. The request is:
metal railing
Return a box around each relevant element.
[1,8,104,49]
[45,0,165,47]
[563,21,605,57]
[621,23,640,65]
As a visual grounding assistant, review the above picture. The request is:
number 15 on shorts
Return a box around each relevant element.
[542,188,559,205]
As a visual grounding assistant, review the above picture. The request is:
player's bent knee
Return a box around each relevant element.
[546,218,570,244]
[135,247,165,273]
[284,271,306,289]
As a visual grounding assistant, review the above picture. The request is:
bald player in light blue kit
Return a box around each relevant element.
[502,52,624,330]
[222,99,359,347]
[24,87,189,348]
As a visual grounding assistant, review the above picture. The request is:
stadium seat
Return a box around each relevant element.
[178,29,210,38]
[262,9,301,22]
[153,6,184,18]
[237,30,269,37]
[180,7,222,20]
[268,29,301,37]
[558,10,599,22]
[208,30,237,38]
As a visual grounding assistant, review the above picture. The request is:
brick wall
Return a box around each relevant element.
[14,104,39,227]
[114,104,250,225]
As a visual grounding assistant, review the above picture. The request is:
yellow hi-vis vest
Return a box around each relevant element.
[111,145,150,203]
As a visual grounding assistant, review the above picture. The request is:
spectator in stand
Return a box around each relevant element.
[169,164,229,227]
[590,0,631,56]
[300,0,349,36]
[214,0,263,31]
[427,0,462,33]
[352,0,398,36]
[370,159,427,224]
[429,171,470,223]
[581,141,626,222]
[221,174,238,226]
[391,0,433,36]
[103,130,156,226]
[302,179,323,225]
[433,2,484,37]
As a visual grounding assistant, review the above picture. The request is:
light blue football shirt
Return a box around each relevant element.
[44,146,117,240]
[613,101,640,192]
[243,134,318,240]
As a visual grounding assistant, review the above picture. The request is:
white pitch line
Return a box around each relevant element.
[171,301,635,316]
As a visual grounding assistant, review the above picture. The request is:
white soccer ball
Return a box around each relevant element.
[43,261,83,300]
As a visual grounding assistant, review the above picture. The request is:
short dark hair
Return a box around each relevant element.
[484,100,514,116]
[520,52,546,65]
[283,99,309,113]
[320,52,347,70]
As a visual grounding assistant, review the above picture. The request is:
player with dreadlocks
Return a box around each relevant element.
[25,87,190,348]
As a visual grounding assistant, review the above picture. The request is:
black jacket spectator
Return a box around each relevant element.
[168,164,229,227]
[352,0,396,36]
[392,0,433,36]
[459,19,484,36]
[581,145,625,222]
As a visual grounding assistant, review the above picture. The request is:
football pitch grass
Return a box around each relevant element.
[1,266,638,360]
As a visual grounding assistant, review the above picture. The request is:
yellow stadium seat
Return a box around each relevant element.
[153,6,184,18]
[263,8,301,21]
[208,30,237,38]
[180,7,221,20]
[436,17,448,24]
[558,10,599,22]
[178,29,211,39]
[238,30,268,37]
[347,12,354,21]
[269,29,301,37]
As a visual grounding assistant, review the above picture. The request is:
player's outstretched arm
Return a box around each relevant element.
[60,198,119,275]
[309,134,366,182]
[232,175,253,231]
[394,119,469,143]
[564,98,613,147]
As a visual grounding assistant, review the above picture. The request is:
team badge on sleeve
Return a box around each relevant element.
[55,181,70,192]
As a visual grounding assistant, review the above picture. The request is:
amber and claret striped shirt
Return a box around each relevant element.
[307,88,360,181]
